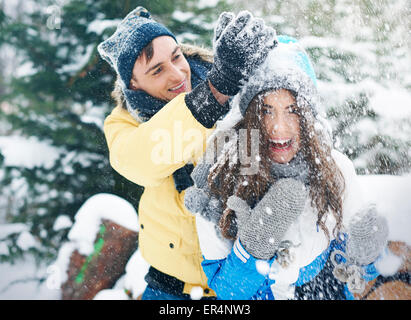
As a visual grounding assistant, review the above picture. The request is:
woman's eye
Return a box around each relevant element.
[173,54,181,61]
[262,108,272,115]
[288,106,299,115]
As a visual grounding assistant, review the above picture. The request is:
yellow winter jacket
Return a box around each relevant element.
[104,92,215,296]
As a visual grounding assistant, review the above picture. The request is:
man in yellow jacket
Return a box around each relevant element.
[98,6,276,299]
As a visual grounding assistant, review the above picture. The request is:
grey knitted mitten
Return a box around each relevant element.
[184,160,224,223]
[331,205,389,294]
[346,205,389,266]
[184,186,209,213]
[184,186,223,224]
[191,161,212,189]
[227,178,308,260]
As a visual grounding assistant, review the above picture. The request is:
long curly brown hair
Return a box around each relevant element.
[207,89,345,243]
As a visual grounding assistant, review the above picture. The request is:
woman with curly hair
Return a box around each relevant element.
[184,36,389,300]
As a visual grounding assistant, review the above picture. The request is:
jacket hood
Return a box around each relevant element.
[238,35,319,117]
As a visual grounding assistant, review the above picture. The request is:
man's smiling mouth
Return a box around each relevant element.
[168,80,186,93]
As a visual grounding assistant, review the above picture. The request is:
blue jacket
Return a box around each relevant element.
[201,237,380,300]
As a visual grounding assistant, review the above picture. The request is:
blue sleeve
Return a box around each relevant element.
[332,236,381,282]
[343,261,381,300]
[332,236,381,299]
[201,239,268,300]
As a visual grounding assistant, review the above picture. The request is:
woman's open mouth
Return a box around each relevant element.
[168,80,187,94]
[269,138,293,152]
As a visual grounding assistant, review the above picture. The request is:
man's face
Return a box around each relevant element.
[129,36,192,102]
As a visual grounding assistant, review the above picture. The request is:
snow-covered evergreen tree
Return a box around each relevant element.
[233,0,411,175]
[0,0,136,263]
[0,0,231,264]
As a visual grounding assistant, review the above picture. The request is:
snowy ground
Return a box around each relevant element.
[0,256,60,300]
[0,173,410,300]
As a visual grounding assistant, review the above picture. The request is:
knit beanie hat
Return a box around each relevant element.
[97,6,177,89]
[238,35,319,117]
